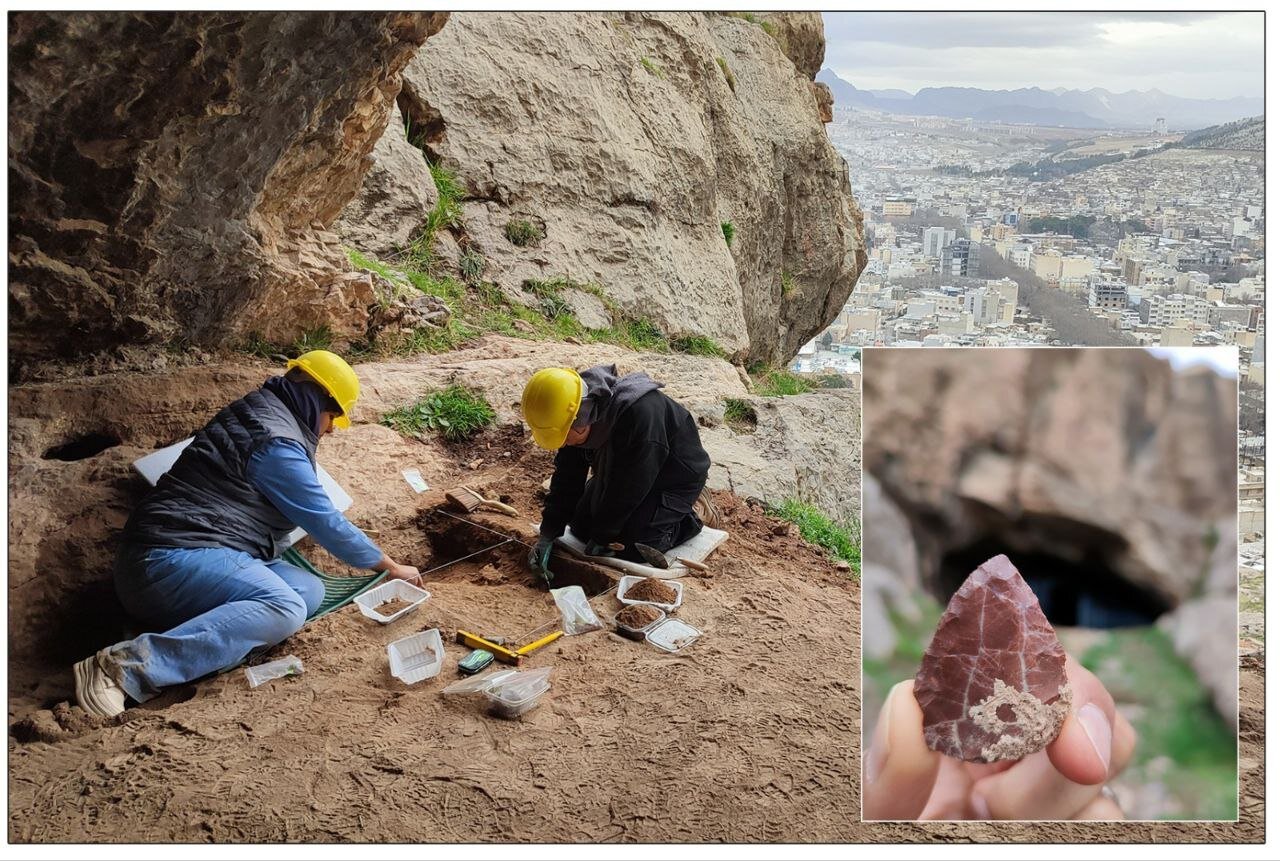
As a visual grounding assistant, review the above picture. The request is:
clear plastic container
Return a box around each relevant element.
[387,628,444,684]
[354,579,430,624]
[645,618,701,653]
[615,574,684,612]
[484,672,552,719]
[245,655,304,688]
[613,606,667,641]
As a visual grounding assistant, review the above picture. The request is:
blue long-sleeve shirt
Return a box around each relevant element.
[246,439,384,569]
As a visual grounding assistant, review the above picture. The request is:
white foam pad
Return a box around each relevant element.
[549,525,728,579]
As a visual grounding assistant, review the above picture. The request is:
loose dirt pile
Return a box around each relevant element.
[376,598,413,615]
[623,577,678,605]
[616,604,663,629]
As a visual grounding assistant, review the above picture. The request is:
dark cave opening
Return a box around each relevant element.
[938,537,1170,628]
[42,432,121,461]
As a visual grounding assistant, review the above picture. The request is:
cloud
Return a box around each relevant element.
[822,11,1262,99]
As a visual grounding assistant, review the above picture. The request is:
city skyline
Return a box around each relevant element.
[822,11,1263,101]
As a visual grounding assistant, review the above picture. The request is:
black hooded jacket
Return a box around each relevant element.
[539,374,710,544]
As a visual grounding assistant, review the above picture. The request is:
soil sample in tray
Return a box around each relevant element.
[624,577,678,604]
[617,604,663,629]
[377,597,414,616]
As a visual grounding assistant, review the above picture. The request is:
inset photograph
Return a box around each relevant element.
[860,347,1239,822]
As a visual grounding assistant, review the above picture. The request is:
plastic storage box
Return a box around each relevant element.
[387,628,445,684]
[484,674,552,719]
[354,579,430,624]
[613,606,667,640]
[645,618,701,653]
[615,574,683,612]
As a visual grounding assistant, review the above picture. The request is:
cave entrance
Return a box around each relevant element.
[413,508,616,640]
[42,432,120,461]
[937,536,1169,629]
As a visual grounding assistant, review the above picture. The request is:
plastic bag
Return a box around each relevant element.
[244,655,304,689]
[550,585,602,635]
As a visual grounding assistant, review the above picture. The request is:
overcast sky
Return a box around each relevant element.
[822,12,1263,100]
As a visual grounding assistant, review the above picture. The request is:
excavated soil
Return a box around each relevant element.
[617,604,663,630]
[623,577,679,605]
[7,365,1263,842]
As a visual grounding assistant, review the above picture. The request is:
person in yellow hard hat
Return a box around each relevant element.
[72,350,421,718]
[522,364,711,583]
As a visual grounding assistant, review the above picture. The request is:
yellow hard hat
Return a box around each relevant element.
[286,350,360,429]
[521,367,585,450]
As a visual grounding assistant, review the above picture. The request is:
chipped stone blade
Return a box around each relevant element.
[914,554,1072,763]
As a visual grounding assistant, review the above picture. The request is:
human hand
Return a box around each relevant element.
[529,537,554,584]
[384,562,422,585]
[863,655,1135,821]
[583,540,616,558]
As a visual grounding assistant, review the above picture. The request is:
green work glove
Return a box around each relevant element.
[529,537,554,584]
[583,540,616,558]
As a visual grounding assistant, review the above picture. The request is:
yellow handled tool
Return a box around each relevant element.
[456,630,523,665]
[516,630,564,656]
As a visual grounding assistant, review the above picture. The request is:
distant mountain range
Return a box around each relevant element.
[818,69,1263,130]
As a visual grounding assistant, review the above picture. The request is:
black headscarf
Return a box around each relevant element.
[262,375,334,438]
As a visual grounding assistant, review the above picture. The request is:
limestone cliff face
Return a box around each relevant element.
[343,11,866,364]
[8,11,446,371]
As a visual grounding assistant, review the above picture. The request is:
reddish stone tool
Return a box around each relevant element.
[914,554,1072,763]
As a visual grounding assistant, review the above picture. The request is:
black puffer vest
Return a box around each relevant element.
[122,388,318,560]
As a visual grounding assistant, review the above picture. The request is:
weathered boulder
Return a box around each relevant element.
[1159,596,1238,722]
[699,389,861,523]
[335,102,438,258]
[8,11,446,371]
[353,11,865,364]
[862,349,1238,606]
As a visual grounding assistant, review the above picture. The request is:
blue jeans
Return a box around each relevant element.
[108,546,324,702]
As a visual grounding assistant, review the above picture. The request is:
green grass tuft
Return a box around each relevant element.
[241,333,282,360]
[721,220,736,247]
[381,384,496,443]
[289,326,333,357]
[669,334,726,357]
[769,499,860,571]
[723,397,757,431]
[781,270,798,298]
[504,218,541,247]
[640,56,666,78]
[459,248,486,284]
[755,369,814,397]
[716,56,736,91]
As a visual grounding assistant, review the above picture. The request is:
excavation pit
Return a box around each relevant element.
[412,508,617,641]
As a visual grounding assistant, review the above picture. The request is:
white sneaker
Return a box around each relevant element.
[73,650,127,718]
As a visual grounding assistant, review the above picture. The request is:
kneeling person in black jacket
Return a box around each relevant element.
[522,365,711,582]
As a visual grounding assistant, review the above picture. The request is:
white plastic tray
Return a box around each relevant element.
[616,575,684,612]
[645,618,701,653]
[387,628,444,684]
[354,579,430,624]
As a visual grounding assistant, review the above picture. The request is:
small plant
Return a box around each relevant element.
[729,11,776,36]
[769,498,860,571]
[756,369,814,397]
[459,247,486,284]
[381,384,496,442]
[669,334,726,357]
[716,56,736,91]
[289,326,333,357]
[505,218,541,247]
[640,56,665,78]
[721,221,736,247]
[242,333,281,360]
[723,397,757,432]
[815,373,853,389]
[781,270,798,298]
[617,317,669,352]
